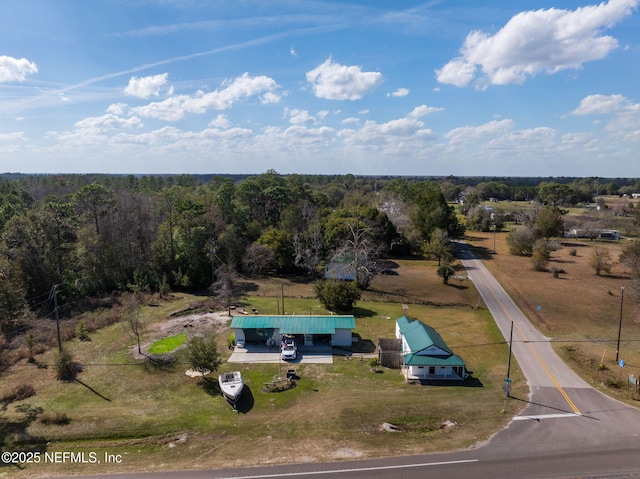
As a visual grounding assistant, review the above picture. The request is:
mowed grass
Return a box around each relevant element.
[147,332,187,354]
[465,228,640,401]
[0,260,524,478]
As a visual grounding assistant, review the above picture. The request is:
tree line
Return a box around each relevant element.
[2,172,640,332]
[0,172,466,331]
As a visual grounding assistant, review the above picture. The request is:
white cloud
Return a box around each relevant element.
[74,114,142,132]
[107,103,128,116]
[261,91,282,104]
[209,114,230,129]
[0,55,38,82]
[285,108,316,124]
[435,59,477,88]
[131,73,280,120]
[388,88,410,97]
[445,119,515,144]
[125,73,169,98]
[341,117,435,146]
[49,114,143,145]
[437,0,639,87]
[409,104,443,118]
[342,117,360,124]
[0,132,26,141]
[306,57,383,100]
[571,94,629,115]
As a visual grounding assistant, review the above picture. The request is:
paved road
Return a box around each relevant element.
[456,242,640,456]
[54,245,640,478]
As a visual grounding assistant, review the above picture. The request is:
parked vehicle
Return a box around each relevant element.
[281,339,297,361]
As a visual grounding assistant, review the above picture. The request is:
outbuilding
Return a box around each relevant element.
[231,315,356,348]
[396,315,467,381]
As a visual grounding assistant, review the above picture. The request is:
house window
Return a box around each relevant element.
[429,367,435,375]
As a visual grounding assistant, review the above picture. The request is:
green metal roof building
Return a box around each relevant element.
[231,315,356,347]
[395,315,467,381]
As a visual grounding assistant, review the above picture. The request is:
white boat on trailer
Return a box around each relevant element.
[218,371,244,406]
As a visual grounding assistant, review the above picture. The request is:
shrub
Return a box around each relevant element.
[569,248,577,256]
[39,411,71,425]
[507,227,536,256]
[531,240,550,271]
[315,279,361,313]
[589,247,612,276]
[1,383,36,404]
[187,333,222,379]
[55,348,78,381]
[75,321,91,341]
[436,264,456,284]
[24,332,36,363]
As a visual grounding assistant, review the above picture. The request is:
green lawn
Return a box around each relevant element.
[147,332,187,354]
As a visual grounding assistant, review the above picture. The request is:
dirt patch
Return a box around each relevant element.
[133,312,231,360]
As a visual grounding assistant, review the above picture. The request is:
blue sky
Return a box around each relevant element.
[0,0,639,177]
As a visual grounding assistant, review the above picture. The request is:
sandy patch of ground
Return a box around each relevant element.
[132,311,231,360]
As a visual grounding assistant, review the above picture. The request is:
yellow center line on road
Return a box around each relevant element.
[511,321,581,414]
[479,272,581,414]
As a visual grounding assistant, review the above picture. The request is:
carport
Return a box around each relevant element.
[230,315,355,348]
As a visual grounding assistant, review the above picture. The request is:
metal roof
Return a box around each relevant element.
[403,352,466,367]
[396,315,453,354]
[230,315,356,335]
[396,315,465,367]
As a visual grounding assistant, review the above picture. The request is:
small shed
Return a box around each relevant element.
[231,315,356,347]
[377,338,402,368]
[395,316,467,381]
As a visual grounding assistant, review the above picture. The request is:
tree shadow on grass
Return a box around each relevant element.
[466,245,494,260]
[352,306,377,318]
[0,402,47,472]
[73,378,111,402]
[446,283,469,290]
[198,377,221,396]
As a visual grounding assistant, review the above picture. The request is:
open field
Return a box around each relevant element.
[465,229,640,402]
[0,259,523,478]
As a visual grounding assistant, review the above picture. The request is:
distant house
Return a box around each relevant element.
[395,316,467,382]
[324,262,357,281]
[231,315,355,347]
[567,228,620,240]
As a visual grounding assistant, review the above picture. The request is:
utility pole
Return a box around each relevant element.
[616,286,625,362]
[507,321,513,380]
[51,284,62,352]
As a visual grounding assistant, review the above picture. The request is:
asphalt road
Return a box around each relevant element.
[54,244,640,478]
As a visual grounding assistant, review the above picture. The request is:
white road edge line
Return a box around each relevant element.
[225,459,480,478]
[514,413,582,421]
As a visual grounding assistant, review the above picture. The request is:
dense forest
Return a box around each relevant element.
[1,172,640,342]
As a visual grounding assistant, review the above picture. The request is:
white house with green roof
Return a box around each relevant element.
[231,315,356,348]
[395,315,467,381]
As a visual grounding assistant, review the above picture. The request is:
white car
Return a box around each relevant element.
[281,339,297,361]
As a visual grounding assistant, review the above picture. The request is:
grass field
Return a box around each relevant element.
[147,332,187,354]
[0,259,524,478]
